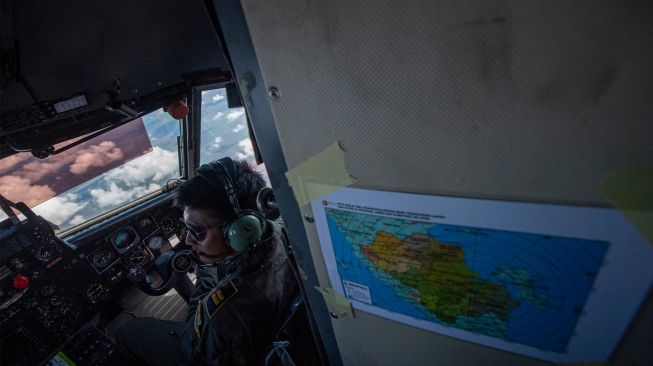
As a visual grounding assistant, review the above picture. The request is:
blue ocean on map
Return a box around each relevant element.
[325,208,610,353]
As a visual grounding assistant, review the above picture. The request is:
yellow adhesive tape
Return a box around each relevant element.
[285,141,354,206]
[314,286,355,318]
[599,167,653,246]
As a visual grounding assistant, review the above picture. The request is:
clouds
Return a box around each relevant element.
[9,140,126,182]
[0,175,55,207]
[19,158,70,182]
[90,181,162,208]
[0,122,149,206]
[69,141,124,174]
[25,146,178,228]
[236,138,255,160]
[212,112,224,121]
[69,215,87,226]
[32,193,88,225]
[201,90,226,106]
[231,124,245,133]
[0,117,172,230]
[226,110,245,122]
[89,146,177,208]
[0,153,30,172]
[103,146,178,187]
[212,137,223,149]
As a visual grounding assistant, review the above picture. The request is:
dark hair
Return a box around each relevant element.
[173,160,266,220]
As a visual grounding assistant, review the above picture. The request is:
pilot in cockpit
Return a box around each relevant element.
[115,157,298,365]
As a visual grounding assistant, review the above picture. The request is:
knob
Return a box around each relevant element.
[12,274,30,289]
[127,267,146,282]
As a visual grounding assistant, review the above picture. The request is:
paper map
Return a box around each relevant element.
[312,188,653,362]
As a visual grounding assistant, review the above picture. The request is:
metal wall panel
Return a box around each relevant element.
[240,0,653,364]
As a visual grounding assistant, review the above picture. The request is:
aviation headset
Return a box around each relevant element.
[196,157,266,253]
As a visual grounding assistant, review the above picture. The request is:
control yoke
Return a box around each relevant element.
[127,250,195,299]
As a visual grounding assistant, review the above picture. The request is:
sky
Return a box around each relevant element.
[0,119,152,208]
[0,88,265,231]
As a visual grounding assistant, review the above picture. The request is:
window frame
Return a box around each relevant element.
[191,83,259,173]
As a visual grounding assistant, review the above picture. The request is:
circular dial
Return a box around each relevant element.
[58,302,73,316]
[85,282,109,303]
[123,245,152,268]
[146,235,164,251]
[159,217,176,233]
[137,217,156,235]
[103,263,127,285]
[34,303,50,319]
[10,257,24,269]
[50,294,63,306]
[112,229,137,249]
[172,253,193,272]
[127,266,146,282]
[91,248,114,268]
[33,246,54,262]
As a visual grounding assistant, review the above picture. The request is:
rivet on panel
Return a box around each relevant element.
[268,87,280,100]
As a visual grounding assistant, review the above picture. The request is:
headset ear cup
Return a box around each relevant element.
[224,213,264,253]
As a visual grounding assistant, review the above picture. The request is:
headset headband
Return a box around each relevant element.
[197,157,241,215]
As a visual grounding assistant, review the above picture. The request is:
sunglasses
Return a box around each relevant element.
[183,222,208,241]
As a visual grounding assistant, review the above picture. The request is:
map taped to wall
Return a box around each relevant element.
[311,188,653,363]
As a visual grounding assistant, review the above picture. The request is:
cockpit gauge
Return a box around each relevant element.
[34,303,50,319]
[146,234,164,252]
[58,303,73,316]
[33,246,54,263]
[10,257,24,270]
[136,216,158,237]
[159,216,177,233]
[91,248,114,269]
[50,294,63,307]
[171,252,194,273]
[123,245,154,268]
[102,262,127,285]
[84,281,110,304]
[107,225,141,255]
[127,266,146,283]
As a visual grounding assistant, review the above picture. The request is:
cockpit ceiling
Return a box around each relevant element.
[0,0,231,159]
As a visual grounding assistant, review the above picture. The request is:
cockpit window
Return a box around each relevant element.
[0,109,181,232]
[200,88,255,165]
[199,88,269,184]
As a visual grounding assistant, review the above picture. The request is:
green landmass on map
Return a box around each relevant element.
[361,230,519,326]
[492,266,548,305]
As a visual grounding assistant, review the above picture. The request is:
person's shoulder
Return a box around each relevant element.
[200,277,270,326]
[203,279,240,319]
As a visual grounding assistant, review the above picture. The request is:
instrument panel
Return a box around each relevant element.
[86,212,181,274]
[0,196,186,366]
